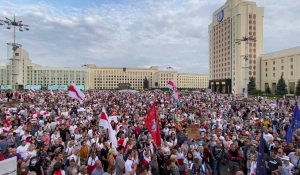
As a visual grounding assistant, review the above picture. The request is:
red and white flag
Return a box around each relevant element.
[99,107,118,148]
[29,87,36,94]
[68,84,85,102]
[145,103,162,148]
[166,80,179,100]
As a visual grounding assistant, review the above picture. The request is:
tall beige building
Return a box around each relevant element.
[209,0,264,95]
[0,48,209,90]
[261,46,300,94]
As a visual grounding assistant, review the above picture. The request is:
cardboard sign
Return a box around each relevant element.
[186,124,200,139]
[0,156,17,175]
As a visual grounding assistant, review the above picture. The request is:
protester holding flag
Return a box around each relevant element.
[68,84,85,103]
[144,102,162,148]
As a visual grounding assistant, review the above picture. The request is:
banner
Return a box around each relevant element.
[0,85,12,90]
[0,156,17,175]
[48,85,84,90]
[186,124,201,140]
[48,85,68,90]
[25,85,41,90]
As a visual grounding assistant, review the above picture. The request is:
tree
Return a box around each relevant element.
[275,75,288,96]
[265,86,271,94]
[296,79,300,96]
[143,77,149,89]
[247,77,256,95]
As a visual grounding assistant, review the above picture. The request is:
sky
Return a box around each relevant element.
[0,0,299,74]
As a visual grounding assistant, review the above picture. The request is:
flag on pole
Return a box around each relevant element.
[166,80,179,104]
[99,107,118,148]
[256,133,267,175]
[286,102,300,143]
[144,102,162,148]
[29,87,36,94]
[68,84,85,102]
[49,90,54,96]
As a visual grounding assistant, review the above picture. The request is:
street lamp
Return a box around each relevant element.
[0,16,29,90]
[235,36,256,98]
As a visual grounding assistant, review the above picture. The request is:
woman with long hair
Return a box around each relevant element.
[87,152,99,175]
[66,159,79,175]
[184,151,194,175]
[17,161,29,175]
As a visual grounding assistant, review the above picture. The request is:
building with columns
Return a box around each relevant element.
[209,0,264,94]
[0,48,209,90]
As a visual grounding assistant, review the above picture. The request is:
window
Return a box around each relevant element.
[281,59,284,63]
[291,71,293,76]
[291,65,293,69]
[266,73,268,77]
[273,73,275,77]
[281,66,284,70]
[273,67,275,71]
[265,68,267,71]
[273,61,275,65]
[265,62,267,66]
[291,57,293,62]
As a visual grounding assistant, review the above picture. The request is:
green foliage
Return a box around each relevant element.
[275,75,288,95]
[248,77,257,95]
[265,86,271,94]
[143,77,149,89]
[296,79,300,96]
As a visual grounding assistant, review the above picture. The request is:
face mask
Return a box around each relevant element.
[31,160,37,165]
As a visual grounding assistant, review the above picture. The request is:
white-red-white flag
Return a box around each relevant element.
[99,107,118,148]
[166,80,179,100]
[68,84,85,102]
[29,87,36,94]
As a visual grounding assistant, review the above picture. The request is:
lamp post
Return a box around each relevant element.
[0,16,29,90]
[235,36,256,98]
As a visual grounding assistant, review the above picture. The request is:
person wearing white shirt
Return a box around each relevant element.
[263,127,274,143]
[281,156,294,175]
[16,139,30,159]
[69,124,77,136]
[125,149,136,174]
[288,149,300,170]
[68,149,81,166]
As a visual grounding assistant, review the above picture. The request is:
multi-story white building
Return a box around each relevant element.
[177,73,209,89]
[0,48,87,90]
[209,0,264,94]
[261,46,300,94]
[87,64,209,90]
[0,48,209,90]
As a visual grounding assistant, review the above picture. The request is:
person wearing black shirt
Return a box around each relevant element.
[28,156,43,175]
[265,150,282,175]
[100,141,109,172]
[59,124,70,143]
[49,140,64,159]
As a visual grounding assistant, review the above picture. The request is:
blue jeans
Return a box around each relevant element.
[212,160,221,175]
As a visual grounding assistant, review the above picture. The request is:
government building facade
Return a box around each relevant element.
[0,48,209,90]
[209,0,264,94]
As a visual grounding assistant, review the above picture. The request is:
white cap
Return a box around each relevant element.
[281,156,289,161]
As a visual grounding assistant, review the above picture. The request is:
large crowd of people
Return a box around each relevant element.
[0,90,299,175]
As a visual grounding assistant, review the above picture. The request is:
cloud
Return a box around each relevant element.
[0,0,299,74]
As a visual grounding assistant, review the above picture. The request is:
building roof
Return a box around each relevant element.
[261,46,300,60]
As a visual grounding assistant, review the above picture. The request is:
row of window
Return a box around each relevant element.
[264,58,294,65]
[265,71,294,77]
